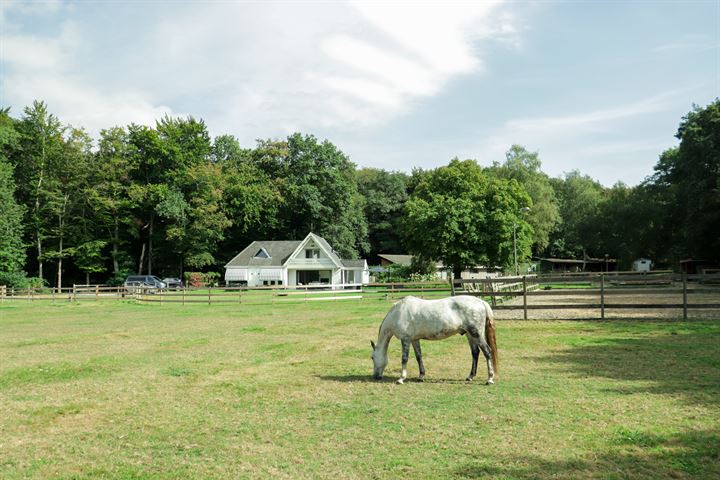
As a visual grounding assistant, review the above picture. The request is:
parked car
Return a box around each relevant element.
[124,275,166,293]
[162,277,184,290]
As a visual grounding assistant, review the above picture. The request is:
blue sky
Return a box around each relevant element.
[1,0,718,185]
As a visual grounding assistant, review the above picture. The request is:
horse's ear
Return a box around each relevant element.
[371,340,376,350]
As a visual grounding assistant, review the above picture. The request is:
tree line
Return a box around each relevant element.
[0,99,717,287]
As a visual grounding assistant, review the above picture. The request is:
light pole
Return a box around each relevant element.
[514,207,531,276]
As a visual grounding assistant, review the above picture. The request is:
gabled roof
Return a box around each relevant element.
[378,254,413,266]
[285,232,343,267]
[225,232,363,269]
[225,240,301,267]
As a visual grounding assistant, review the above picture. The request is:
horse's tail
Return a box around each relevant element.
[484,302,499,375]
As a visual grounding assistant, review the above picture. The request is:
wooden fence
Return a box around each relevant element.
[1,272,719,320]
[452,271,720,320]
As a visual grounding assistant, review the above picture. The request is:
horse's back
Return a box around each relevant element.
[391,296,489,341]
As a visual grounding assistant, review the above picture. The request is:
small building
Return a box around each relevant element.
[632,258,653,272]
[224,232,369,288]
[538,256,617,273]
[679,259,720,275]
[376,254,499,280]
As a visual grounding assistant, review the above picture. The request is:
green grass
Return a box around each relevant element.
[0,300,718,479]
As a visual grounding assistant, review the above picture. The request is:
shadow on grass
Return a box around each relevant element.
[545,325,720,406]
[455,429,720,479]
[318,374,481,385]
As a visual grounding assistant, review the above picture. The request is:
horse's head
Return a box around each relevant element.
[370,340,387,380]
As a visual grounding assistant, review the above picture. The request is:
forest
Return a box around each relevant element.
[0,99,718,287]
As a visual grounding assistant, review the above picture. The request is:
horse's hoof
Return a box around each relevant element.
[466,376,474,382]
[486,378,495,385]
[396,378,405,385]
[417,376,425,382]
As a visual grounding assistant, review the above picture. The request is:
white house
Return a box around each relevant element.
[224,232,369,288]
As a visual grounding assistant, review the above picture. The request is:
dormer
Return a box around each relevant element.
[254,247,271,259]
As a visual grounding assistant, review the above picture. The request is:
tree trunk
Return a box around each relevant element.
[56,194,68,290]
[86,272,90,285]
[112,217,119,275]
[37,234,43,281]
[138,243,146,275]
[57,234,63,290]
[148,213,154,275]
[453,266,463,280]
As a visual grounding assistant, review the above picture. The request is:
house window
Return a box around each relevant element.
[254,248,270,259]
[305,249,320,259]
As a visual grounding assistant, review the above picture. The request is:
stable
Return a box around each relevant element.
[224,232,369,288]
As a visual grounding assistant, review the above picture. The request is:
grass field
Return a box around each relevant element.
[1,300,718,479]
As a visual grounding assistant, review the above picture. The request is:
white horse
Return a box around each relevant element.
[371,295,498,384]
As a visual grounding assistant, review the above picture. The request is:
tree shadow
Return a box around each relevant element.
[455,429,720,479]
[544,325,720,407]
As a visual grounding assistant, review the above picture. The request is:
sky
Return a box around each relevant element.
[1,0,718,186]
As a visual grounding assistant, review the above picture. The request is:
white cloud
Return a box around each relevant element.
[464,91,689,185]
[0,1,516,139]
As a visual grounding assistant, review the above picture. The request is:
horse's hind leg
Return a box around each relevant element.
[466,338,480,382]
[397,338,410,384]
[412,340,425,381]
[479,342,495,385]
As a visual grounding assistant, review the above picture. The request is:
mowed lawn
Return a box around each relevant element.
[0,300,718,479]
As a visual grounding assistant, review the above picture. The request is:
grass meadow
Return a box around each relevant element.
[0,299,718,479]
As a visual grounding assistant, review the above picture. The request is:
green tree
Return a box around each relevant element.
[13,101,65,282]
[548,171,604,258]
[251,133,369,258]
[87,127,134,277]
[356,168,408,259]
[0,109,27,286]
[402,159,532,278]
[648,100,720,262]
[490,145,560,254]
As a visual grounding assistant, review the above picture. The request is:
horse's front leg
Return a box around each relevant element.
[397,338,410,384]
[466,338,480,382]
[412,340,425,381]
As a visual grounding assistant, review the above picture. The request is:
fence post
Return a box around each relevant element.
[182,287,186,306]
[449,277,456,296]
[600,274,605,320]
[522,276,528,320]
[208,286,212,306]
[682,274,688,320]
[1,285,5,303]
[95,285,99,301]
[238,287,242,305]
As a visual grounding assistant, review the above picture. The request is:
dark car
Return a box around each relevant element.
[162,277,184,290]
[124,275,166,293]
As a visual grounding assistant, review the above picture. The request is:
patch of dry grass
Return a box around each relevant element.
[0,300,718,478]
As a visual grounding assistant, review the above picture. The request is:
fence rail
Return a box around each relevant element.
[2,272,720,319]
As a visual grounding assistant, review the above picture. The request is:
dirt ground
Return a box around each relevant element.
[491,287,720,320]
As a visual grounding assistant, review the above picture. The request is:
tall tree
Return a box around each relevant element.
[648,100,720,262]
[0,109,27,286]
[402,159,532,278]
[356,168,408,259]
[88,126,134,279]
[251,133,369,258]
[490,145,560,254]
[548,171,604,258]
[13,101,65,283]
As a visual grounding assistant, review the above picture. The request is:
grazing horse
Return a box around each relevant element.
[371,296,498,384]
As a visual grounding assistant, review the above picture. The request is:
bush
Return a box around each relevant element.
[0,272,47,289]
[184,272,221,288]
